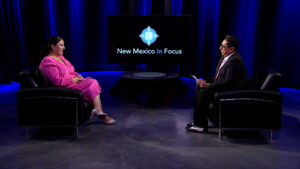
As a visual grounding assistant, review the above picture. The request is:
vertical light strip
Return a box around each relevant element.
[48,0,56,35]
[43,0,56,37]
[171,0,182,15]
[274,0,300,86]
[69,0,86,69]
[195,0,220,76]
[100,0,120,66]
[5,0,15,80]
[211,0,220,75]
[13,0,26,67]
[236,0,259,77]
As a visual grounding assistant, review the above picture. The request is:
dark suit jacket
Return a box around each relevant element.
[208,52,247,91]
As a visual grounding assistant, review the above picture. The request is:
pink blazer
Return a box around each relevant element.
[39,56,101,103]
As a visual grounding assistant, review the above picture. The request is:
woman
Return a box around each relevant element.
[39,36,116,124]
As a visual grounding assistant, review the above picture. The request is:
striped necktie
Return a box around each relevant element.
[214,58,226,82]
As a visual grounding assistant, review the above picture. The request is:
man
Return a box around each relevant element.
[186,35,247,133]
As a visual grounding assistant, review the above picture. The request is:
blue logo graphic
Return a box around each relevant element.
[139,26,159,46]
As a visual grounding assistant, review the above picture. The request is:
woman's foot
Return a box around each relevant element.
[90,109,107,121]
[90,109,116,124]
[99,115,116,125]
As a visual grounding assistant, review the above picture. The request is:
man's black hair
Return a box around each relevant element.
[225,35,239,51]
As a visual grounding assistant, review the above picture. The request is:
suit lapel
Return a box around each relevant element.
[216,57,224,72]
[216,52,238,76]
[221,52,237,70]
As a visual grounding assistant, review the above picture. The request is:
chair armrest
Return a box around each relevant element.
[214,90,282,102]
[17,87,84,98]
[211,90,282,129]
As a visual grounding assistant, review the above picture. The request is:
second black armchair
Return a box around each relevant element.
[208,72,283,141]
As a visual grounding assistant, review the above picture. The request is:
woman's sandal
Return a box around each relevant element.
[101,116,116,125]
[90,109,116,125]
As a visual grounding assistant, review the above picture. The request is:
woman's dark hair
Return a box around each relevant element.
[224,35,239,51]
[40,36,63,57]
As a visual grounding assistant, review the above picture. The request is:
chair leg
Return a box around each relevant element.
[26,127,29,138]
[270,130,273,143]
[219,129,222,140]
[75,127,79,138]
[261,130,273,143]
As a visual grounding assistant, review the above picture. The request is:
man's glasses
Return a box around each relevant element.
[220,45,229,49]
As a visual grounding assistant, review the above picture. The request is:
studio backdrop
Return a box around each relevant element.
[1,0,300,88]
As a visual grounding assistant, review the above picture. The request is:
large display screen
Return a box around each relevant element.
[108,15,192,64]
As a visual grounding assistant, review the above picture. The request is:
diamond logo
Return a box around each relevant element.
[139,26,159,46]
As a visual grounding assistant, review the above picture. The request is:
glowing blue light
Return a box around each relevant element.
[0,81,20,93]
[280,88,300,94]
[139,26,159,46]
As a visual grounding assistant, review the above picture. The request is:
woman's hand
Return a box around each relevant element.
[72,75,83,83]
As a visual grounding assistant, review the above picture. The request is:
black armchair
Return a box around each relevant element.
[17,67,92,137]
[209,72,283,141]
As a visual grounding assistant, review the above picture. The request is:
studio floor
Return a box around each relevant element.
[0,71,300,169]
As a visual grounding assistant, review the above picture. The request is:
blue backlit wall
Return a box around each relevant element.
[136,0,151,15]
[171,0,182,15]
[0,0,26,83]
[1,0,300,88]
[274,0,300,87]
[233,0,259,77]
[98,0,120,66]
[43,0,57,37]
[69,0,87,69]
[195,0,220,76]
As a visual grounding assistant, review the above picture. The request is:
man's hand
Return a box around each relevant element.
[196,79,210,88]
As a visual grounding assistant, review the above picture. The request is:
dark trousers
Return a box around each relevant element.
[193,86,214,128]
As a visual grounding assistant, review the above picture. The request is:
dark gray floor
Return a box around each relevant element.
[1,71,300,169]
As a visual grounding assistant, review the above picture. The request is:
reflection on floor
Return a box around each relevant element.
[0,71,300,169]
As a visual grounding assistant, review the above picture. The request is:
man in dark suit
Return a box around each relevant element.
[186,35,247,132]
